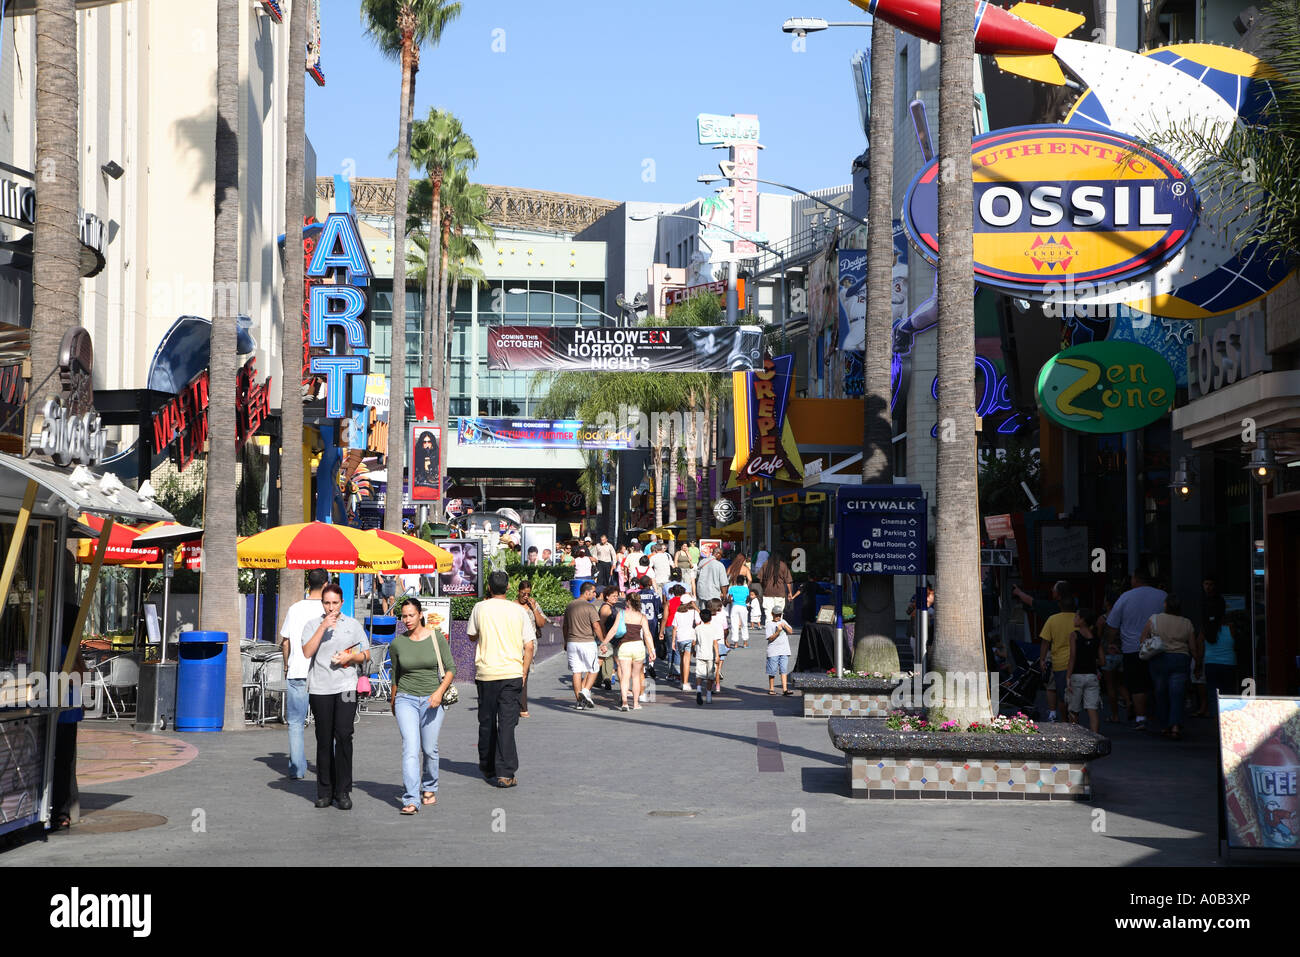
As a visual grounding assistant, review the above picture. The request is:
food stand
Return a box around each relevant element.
[0,452,173,838]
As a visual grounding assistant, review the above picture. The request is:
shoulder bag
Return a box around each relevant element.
[431,628,459,706]
[1138,614,1165,661]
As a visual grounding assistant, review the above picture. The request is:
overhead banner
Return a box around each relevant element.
[456,417,633,450]
[487,325,763,373]
[731,354,803,484]
[409,423,441,502]
[837,249,866,352]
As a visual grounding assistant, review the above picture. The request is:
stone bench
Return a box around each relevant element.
[789,673,909,718]
[828,716,1112,801]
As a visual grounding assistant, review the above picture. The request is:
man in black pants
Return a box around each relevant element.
[592,534,615,589]
[468,571,536,788]
[302,583,370,809]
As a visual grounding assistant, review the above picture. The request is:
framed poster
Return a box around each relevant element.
[521,524,556,566]
[1218,695,1300,850]
[421,597,452,636]
[409,422,441,501]
[436,539,480,597]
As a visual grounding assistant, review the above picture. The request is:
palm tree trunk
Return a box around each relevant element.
[435,219,452,517]
[278,0,307,627]
[854,20,898,669]
[667,418,679,525]
[205,0,244,730]
[932,1,989,722]
[685,392,699,539]
[423,174,442,390]
[384,25,417,533]
[652,426,665,530]
[699,391,712,532]
[29,0,81,438]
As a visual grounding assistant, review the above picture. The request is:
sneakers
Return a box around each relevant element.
[681,683,692,692]
[696,691,703,706]
[705,690,713,704]
[581,688,596,708]
[620,701,630,712]
[574,698,590,711]
[638,692,648,703]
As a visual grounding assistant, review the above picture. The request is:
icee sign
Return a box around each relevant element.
[306,212,373,418]
[903,125,1199,297]
[836,484,928,577]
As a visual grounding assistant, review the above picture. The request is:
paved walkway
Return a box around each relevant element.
[3,632,1223,866]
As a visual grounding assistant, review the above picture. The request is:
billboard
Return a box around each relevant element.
[521,524,556,567]
[903,126,1198,297]
[836,249,867,353]
[487,326,763,373]
[456,417,632,450]
[436,539,480,597]
[409,423,441,502]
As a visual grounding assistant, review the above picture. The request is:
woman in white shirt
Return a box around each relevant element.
[573,549,594,579]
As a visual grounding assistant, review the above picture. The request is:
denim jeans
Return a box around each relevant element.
[1151,652,1191,730]
[394,692,446,805]
[286,679,308,779]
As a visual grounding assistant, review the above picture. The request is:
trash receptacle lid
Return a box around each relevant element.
[364,616,398,626]
[179,631,229,643]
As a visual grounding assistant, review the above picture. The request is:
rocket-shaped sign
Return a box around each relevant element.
[851,0,1085,85]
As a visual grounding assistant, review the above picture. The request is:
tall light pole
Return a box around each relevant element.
[697,173,869,230]
[507,287,622,325]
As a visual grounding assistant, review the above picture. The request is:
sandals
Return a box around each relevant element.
[494,777,517,788]
[400,805,418,815]
[421,792,437,806]
[51,813,72,831]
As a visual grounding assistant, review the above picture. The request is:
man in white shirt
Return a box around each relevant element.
[279,569,328,780]
[468,571,536,788]
[592,534,616,588]
[649,542,673,589]
[1104,569,1167,727]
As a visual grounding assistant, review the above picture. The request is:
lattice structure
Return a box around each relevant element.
[316,178,619,234]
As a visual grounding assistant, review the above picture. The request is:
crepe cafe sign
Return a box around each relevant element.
[731,354,803,483]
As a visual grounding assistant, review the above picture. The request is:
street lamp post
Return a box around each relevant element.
[630,212,789,348]
[506,287,622,326]
[697,173,869,230]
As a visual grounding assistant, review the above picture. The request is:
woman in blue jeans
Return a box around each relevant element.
[389,597,455,815]
[1139,594,1197,740]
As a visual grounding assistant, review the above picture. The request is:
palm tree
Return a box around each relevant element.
[408,109,477,390]
[362,0,462,533]
[29,0,81,440]
[931,0,988,723]
[854,19,898,670]
[278,0,308,629]
[204,0,244,730]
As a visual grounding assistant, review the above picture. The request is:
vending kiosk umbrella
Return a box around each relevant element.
[131,524,204,666]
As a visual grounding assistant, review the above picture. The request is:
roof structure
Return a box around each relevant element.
[316,178,620,235]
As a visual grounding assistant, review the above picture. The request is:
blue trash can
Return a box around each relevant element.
[570,577,594,598]
[176,631,228,732]
[364,616,398,644]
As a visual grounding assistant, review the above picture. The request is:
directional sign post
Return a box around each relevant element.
[834,484,929,676]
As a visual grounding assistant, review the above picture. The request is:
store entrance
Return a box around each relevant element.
[1264,494,1300,695]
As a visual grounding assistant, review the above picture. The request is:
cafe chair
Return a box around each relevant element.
[84,654,140,721]
[358,644,392,715]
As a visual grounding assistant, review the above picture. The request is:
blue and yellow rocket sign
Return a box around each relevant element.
[904,126,1199,297]
[731,355,803,485]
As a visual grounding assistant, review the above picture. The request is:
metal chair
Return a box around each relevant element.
[359,644,393,715]
[84,654,140,721]
[241,652,262,725]
[256,653,287,725]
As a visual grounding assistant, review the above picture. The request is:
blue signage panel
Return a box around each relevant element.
[836,484,927,577]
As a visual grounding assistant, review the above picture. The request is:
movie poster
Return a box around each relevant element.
[437,539,480,597]
[521,524,556,567]
[409,423,440,501]
[1218,696,1300,850]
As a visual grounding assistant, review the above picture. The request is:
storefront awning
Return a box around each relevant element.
[1172,371,1300,447]
[0,452,174,523]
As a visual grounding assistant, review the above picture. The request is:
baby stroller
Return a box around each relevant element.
[998,641,1044,718]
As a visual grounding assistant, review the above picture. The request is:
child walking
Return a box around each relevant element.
[728,575,752,648]
[694,605,724,705]
[765,607,794,695]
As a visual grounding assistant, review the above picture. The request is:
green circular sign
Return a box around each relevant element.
[1036,341,1175,434]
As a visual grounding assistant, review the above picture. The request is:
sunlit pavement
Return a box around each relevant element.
[3,632,1221,866]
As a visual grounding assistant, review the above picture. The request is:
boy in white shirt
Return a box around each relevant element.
[693,605,724,706]
[765,607,795,695]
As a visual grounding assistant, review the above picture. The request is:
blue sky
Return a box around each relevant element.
[306,1,875,203]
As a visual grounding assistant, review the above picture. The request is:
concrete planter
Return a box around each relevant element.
[790,672,909,718]
[829,717,1111,801]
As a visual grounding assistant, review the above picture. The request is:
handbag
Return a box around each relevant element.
[1138,616,1165,661]
[432,628,459,706]
[612,610,627,640]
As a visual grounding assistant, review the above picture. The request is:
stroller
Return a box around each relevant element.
[997,640,1045,718]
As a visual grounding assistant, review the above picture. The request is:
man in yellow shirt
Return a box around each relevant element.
[468,571,536,788]
[1039,594,1078,723]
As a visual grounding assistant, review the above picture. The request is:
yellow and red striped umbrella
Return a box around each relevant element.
[75,514,161,564]
[236,522,404,571]
[367,529,454,573]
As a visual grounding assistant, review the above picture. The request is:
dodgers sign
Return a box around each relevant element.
[903,125,1199,296]
[836,485,928,577]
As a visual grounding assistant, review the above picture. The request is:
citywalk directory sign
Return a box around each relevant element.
[835,484,927,577]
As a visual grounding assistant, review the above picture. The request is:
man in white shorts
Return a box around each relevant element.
[562,581,606,710]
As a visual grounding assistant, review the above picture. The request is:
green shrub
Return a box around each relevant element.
[449,570,574,619]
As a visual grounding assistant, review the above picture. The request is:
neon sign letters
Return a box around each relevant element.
[305,213,373,418]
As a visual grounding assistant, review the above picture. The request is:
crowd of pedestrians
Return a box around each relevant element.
[1014,570,1240,740]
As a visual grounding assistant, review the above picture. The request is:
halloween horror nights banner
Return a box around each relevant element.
[487,326,764,373]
